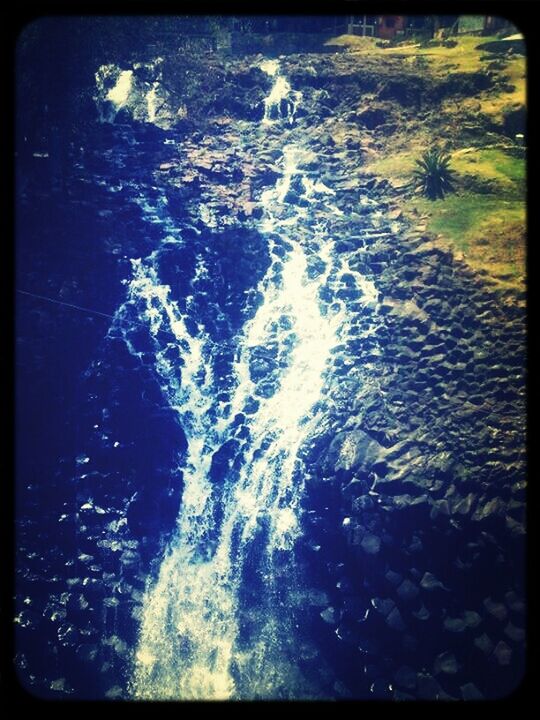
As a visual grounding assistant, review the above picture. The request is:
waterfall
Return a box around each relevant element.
[107,70,133,108]
[94,66,134,122]
[261,61,302,126]
[94,59,170,127]
[126,61,350,700]
[146,81,160,123]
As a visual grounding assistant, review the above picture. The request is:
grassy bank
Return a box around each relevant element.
[337,34,527,291]
[407,194,525,288]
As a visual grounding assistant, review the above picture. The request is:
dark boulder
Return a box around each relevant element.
[323,429,384,476]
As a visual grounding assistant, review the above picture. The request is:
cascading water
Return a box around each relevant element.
[114,60,366,700]
[260,59,302,126]
[94,66,134,123]
[95,59,172,127]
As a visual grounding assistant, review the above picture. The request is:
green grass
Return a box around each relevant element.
[367,147,525,195]
[365,148,526,287]
[451,147,525,196]
[351,31,527,289]
[338,34,505,73]
[407,193,526,287]
[411,194,522,244]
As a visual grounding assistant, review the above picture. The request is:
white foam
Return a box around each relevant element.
[260,59,279,76]
[107,70,133,108]
[146,81,160,123]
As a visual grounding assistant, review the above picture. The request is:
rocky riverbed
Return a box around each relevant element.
[15,40,526,700]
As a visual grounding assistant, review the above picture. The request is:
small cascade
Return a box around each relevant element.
[94,59,172,128]
[146,81,161,124]
[261,60,302,126]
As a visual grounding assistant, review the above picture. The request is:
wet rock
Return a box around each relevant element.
[462,610,482,629]
[417,673,444,700]
[342,596,368,618]
[460,682,484,700]
[105,685,124,699]
[291,589,329,607]
[430,499,451,519]
[385,569,403,587]
[57,622,78,647]
[333,680,353,698]
[354,107,388,129]
[434,651,458,675]
[306,256,327,279]
[505,516,526,536]
[504,590,525,615]
[378,77,427,106]
[474,633,494,655]
[386,607,407,632]
[412,604,430,621]
[324,429,383,475]
[343,475,371,499]
[335,619,362,645]
[380,297,429,327]
[394,689,416,701]
[18,45,528,701]
[349,524,366,546]
[335,576,355,595]
[249,354,277,382]
[320,607,338,625]
[443,617,466,633]
[371,597,395,617]
[493,640,513,666]
[451,493,476,516]
[50,677,74,694]
[420,572,447,591]
[76,643,99,663]
[352,495,376,512]
[396,578,419,602]
[360,533,381,555]
[472,497,505,521]
[483,597,508,621]
[504,622,525,643]
[394,665,416,690]
[369,678,393,699]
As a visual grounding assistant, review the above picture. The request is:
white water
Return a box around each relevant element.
[107,70,133,107]
[146,81,160,124]
[262,62,302,126]
[95,59,172,128]
[121,61,361,699]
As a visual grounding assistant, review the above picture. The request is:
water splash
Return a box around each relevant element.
[260,59,279,76]
[107,70,133,108]
[146,81,161,123]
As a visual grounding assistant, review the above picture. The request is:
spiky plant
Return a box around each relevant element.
[411,148,456,200]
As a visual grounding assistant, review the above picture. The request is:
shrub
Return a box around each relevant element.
[411,148,456,200]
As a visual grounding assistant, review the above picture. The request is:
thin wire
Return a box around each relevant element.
[17,289,119,321]
[16,288,176,340]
